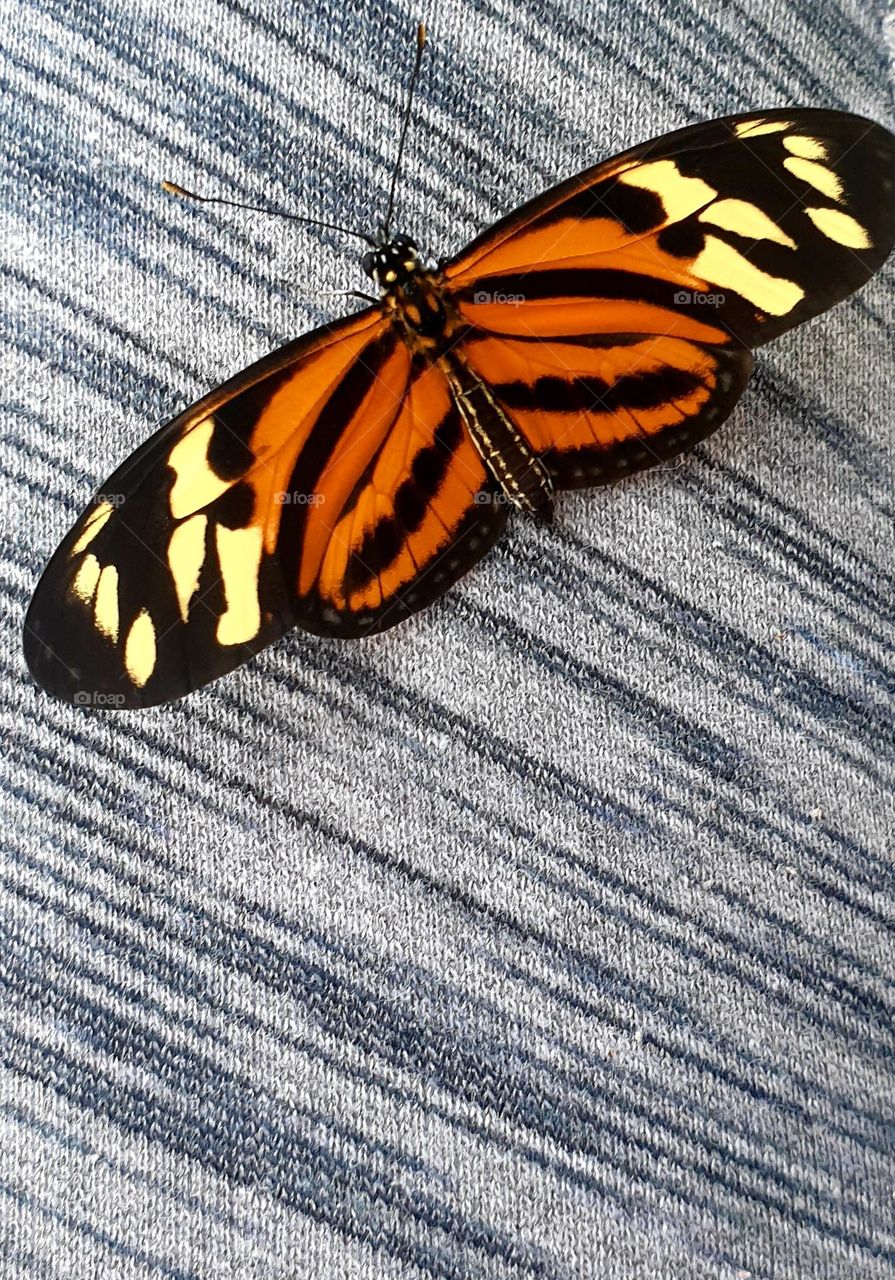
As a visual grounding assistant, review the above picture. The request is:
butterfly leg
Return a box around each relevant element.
[441,355,554,520]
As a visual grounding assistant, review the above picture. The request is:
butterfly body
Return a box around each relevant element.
[367,235,556,516]
[23,108,895,707]
[382,262,457,348]
[442,355,555,519]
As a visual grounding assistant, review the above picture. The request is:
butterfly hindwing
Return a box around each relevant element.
[294,357,507,635]
[458,330,754,489]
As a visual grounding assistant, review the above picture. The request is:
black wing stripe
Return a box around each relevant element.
[493,365,708,415]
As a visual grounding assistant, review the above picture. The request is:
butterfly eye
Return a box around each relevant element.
[361,251,377,278]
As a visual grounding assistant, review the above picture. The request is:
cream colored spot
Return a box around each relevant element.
[94,564,119,643]
[70,502,113,555]
[734,119,790,138]
[619,160,717,223]
[783,156,842,201]
[71,553,101,603]
[215,523,263,646]
[700,198,796,248]
[167,514,208,622]
[693,235,805,315]
[806,206,871,249]
[124,610,156,687]
[784,135,828,160]
[168,417,233,520]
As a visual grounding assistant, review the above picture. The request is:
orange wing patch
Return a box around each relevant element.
[298,361,507,630]
[296,337,412,596]
[24,307,395,707]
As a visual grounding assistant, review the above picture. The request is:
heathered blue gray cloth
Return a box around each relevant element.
[1,0,894,1276]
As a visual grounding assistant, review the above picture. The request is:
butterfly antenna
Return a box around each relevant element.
[382,22,427,239]
[161,181,376,246]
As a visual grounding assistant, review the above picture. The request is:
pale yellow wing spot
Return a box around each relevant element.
[783,156,843,202]
[71,553,101,604]
[618,159,717,222]
[168,417,232,521]
[94,565,119,643]
[693,236,805,315]
[734,119,791,138]
[167,514,208,622]
[783,135,828,160]
[215,523,264,646]
[70,502,114,556]
[125,610,157,687]
[699,198,797,248]
[806,206,872,249]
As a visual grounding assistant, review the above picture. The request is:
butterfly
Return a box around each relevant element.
[22,25,895,708]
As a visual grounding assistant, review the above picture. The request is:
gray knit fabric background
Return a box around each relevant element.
[1,0,894,1276]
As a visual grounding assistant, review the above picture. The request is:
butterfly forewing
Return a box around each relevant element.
[445,110,895,349]
[24,308,382,706]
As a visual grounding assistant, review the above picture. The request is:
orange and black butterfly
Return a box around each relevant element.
[23,25,895,708]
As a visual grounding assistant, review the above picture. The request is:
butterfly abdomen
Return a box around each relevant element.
[443,355,554,520]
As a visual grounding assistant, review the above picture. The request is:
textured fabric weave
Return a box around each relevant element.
[1,0,894,1276]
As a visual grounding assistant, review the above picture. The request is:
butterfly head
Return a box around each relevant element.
[362,234,420,291]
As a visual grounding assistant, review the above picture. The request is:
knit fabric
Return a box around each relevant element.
[1,1,894,1276]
